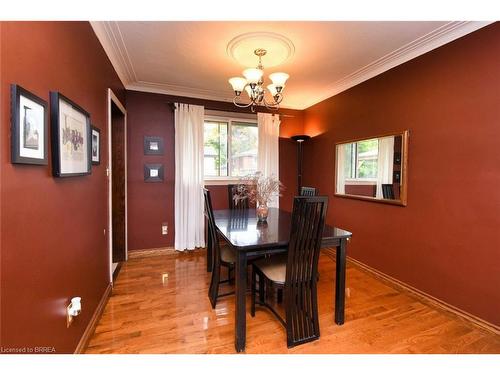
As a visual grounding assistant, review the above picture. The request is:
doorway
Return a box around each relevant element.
[107,89,127,282]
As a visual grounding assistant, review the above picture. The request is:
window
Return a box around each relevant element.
[204,120,228,177]
[343,139,379,180]
[204,117,258,179]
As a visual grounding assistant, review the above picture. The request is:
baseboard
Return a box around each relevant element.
[128,247,177,258]
[128,246,206,259]
[112,262,122,281]
[74,283,113,354]
[322,248,500,336]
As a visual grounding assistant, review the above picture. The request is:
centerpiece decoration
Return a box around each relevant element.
[234,172,284,222]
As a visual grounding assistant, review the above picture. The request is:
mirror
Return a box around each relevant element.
[335,130,408,206]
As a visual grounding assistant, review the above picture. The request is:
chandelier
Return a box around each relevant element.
[228,48,289,112]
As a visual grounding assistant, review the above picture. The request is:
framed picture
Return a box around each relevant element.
[393,170,401,183]
[50,92,92,177]
[144,163,164,182]
[144,136,164,155]
[393,152,401,165]
[91,126,100,165]
[10,84,48,165]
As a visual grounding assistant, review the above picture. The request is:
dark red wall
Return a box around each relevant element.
[302,23,500,326]
[0,22,3,345]
[0,22,124,352]
[126,90,303,250]
[127,91,175,249]
[345,185,376,197]
[205,185,231,210]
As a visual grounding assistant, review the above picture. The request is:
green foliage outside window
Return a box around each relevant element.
[204,120,258,177]
[356,139,378,178]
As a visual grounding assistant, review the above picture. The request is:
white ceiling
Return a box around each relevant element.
[91,21,491,110]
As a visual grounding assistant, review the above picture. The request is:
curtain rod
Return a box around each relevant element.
[166,102,295,118]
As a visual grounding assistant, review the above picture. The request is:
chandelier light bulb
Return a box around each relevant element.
[269,72,289,89]
[228,77,247,94]
[267,84,278,97]
[245,85,253,99]
[243,68,263,84]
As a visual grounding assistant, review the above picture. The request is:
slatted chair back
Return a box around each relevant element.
[229,209,249,231]
[203,188,222,306]
[285,195,328,347]
[382,184,395,199]
[300,186,317,196]
[228,184,249,209]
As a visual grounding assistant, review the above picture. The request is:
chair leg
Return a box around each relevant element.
[208,264,220,309]
[251,266,256,317]
[258,272,265,304]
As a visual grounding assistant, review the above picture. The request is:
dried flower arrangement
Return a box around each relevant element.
[234,172,284,220]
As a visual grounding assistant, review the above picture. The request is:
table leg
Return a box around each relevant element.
[335,238,347,325]
[235,250,247,352]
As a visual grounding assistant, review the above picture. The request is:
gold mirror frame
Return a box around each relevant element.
[334,130,409,206]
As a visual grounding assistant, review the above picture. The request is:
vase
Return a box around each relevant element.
[256,202,269,222]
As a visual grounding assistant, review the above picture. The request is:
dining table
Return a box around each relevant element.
[210,207,352,352]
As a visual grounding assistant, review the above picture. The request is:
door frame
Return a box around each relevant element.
[107,88,127,284]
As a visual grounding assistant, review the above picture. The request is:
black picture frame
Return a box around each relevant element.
[91,126,100,165]
[10,84,48,165]
[144,136,164,155]
[393,171,401,183]
[394,152,401,165]
[50,92,92,177]
[144,163,164,182]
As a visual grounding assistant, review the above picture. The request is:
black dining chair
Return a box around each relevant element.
[251,195,328,348]
[228,184,249,209]
[300,186,317,196]
[228,209,249,231]
[382,184,395,199]
[203,188,236,308]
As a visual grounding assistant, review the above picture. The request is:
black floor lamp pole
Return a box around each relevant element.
[291,135,311,195]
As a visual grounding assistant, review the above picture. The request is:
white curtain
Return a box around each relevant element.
[336,144,347,194]
[376,136,395,199]
[257,113,280,208]
[174,103,205,251]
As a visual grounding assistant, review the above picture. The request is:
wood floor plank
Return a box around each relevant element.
[85,249,500,354]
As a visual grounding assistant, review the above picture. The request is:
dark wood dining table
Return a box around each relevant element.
[209,208,352,352]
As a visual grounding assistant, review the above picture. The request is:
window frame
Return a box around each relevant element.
[203,114,258,184]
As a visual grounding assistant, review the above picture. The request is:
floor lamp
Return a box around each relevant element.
[291,134,311,195]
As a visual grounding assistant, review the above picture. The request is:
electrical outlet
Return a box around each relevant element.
[66,303,74,328]
[66,297,82,328]
[162,223,168,235]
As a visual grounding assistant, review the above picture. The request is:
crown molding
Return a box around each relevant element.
[90,21,137,86]
[91,21,493,111]
[297,21,493,110]
[126,81,235,103]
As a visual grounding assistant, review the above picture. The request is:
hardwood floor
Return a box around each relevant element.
[85,249,500,354]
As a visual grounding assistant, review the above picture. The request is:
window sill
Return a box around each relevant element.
[204,178,241,186]
[344,179,377,185]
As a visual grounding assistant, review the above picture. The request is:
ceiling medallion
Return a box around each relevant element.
[226,31,295,68]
